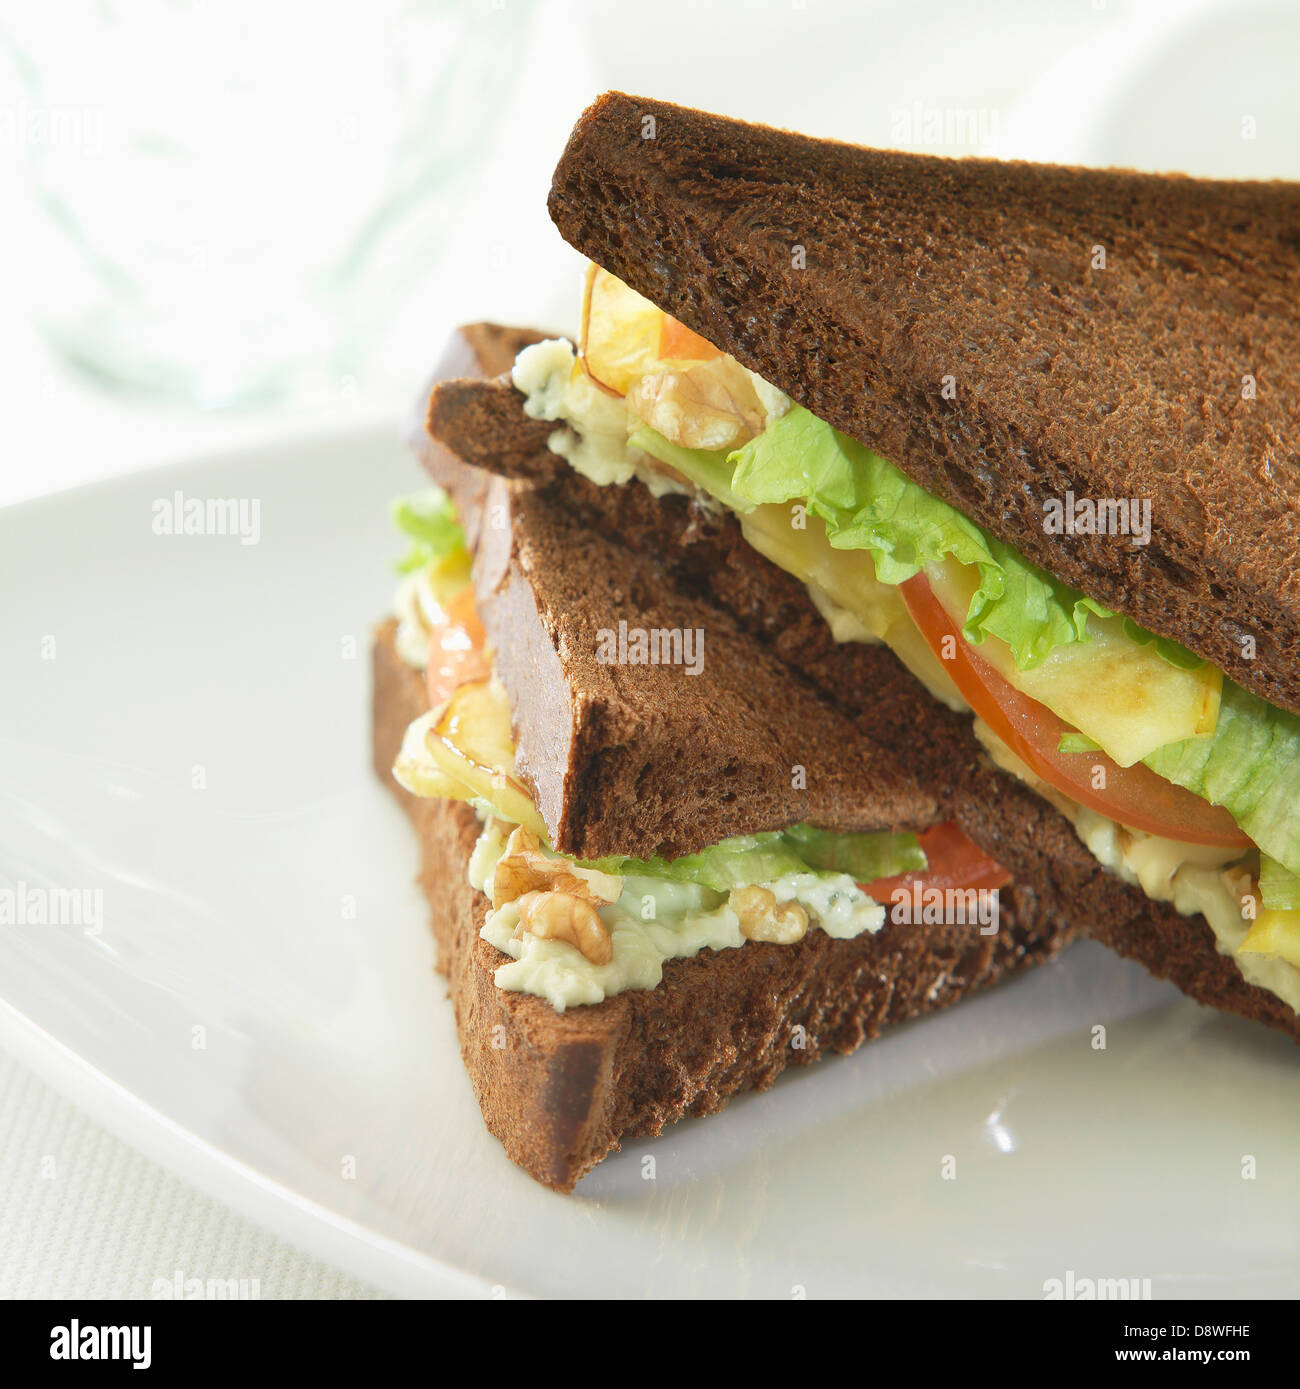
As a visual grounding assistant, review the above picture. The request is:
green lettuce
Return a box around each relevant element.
[629,427,746,511]
[1145,682,1300,877]
[392,488,465,574]
[780,824,927,881]
[584,825,927,892]
[725,406,1126,671]
[1260,855,1300,912]
[631,406,1300,874]
[640,407,1204,673]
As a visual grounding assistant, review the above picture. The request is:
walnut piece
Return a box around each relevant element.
[491,826,620,909]
[730,885,809,944]
[512,890,614,965]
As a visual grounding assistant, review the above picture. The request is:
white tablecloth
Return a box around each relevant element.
[0,1052,380,1299]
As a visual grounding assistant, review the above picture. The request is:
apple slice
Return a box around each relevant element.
[580,264,664,397]
[925,556,1223,767]
[395,685,548,837]
[393,710,468,800]
[581,262,725,397]
[426,680,549,838]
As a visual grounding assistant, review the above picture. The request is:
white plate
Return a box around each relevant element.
[1,422,1297,1299]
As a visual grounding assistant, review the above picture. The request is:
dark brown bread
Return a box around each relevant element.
[374,618,1079,1191]
[415,326,1300,1047]
[548,92,1300,715]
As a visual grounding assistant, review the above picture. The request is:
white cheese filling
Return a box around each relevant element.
[512,338,690,498]
[468,821,885,1012]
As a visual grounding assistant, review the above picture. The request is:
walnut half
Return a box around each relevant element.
[512,890,614,965]
[491,826,620,909]
[730,885,809,944]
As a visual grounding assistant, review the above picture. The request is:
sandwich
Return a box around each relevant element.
[374,95,1300,1188]
[536,94,1300,1029]
[374,324,1078,1191]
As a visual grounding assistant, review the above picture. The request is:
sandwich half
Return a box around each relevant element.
[515,92,1300,1038]
[375,325,1090,1191]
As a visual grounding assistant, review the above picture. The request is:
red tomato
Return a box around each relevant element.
[862,822,1012,905]
[425,585,492,710]
[898,575,1250,847]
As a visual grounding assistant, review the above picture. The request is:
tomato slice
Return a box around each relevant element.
[425,584,492,710]
[862,822,1012,905]
[898,575,1250,847]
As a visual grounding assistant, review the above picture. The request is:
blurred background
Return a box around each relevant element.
[1,0,1298,507]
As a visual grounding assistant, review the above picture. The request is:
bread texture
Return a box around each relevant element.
[548,91,1300,715]
[415,325,1300,1048]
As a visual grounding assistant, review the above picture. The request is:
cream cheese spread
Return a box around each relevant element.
[470,822,885,1012]
[512,338,689,498]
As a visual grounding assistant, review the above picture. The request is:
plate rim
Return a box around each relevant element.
[0,426,520,1301]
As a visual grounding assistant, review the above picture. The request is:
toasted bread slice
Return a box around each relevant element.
[548,92,1300,715]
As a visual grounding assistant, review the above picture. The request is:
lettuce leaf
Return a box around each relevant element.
[585,825,927,892]
[596,831,810,892]
[724,407,1127,670]
[641,407,1208,679]
[731,407,864,516]
[1260,855,1300,912]
[392,488,465,574]
[635,408,1300,872]
[780,824,927,881]
[1144,681,1300,877]
[629,427,747,511]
